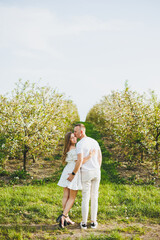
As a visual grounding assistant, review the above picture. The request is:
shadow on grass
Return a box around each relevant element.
[0,223,78,231]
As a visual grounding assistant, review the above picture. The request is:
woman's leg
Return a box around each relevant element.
[62,187,70,210]
[63,189,78,215]
[57,188,69,225]
[60,189,78,226]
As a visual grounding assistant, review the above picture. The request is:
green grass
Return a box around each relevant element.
[0,183,159,226]
[79,232,125,240]
[0,183,63,225]
[99,184,160,222]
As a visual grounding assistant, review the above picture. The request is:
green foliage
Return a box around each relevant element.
[10,170,30,180]
[0,169,10,176]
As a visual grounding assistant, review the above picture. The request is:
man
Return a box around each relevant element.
[67,123,102,229]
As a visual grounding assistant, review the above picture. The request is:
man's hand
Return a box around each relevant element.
[67,173,75,182]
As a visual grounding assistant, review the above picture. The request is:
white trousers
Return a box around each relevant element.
[81,169,101,224]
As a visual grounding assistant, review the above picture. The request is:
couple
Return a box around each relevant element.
[57,123,102,229]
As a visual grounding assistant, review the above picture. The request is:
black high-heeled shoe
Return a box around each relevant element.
[59,214,67,228]
[56,214,62,223]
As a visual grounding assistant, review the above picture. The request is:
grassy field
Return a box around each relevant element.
[0,122,160,239]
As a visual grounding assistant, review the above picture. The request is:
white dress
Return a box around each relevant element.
[57,149,82,190]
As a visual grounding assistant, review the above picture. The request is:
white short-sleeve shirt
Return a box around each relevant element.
[76,136,101,171]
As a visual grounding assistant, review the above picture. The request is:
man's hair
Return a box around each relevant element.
[74,123,86,131]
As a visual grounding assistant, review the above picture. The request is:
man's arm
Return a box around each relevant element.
[98,148,102,167]
[67,153,83,182]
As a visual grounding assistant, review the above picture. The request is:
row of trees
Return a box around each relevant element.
[86,83,160,175]
[0,80,79,170]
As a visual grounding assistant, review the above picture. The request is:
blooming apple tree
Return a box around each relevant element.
[86,85,160,174]
[0,80,79,170]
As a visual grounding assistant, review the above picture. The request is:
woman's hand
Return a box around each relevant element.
[82,149,96,164]
[89,149,96,158]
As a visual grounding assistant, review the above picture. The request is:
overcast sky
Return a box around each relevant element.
[0,0,160,120]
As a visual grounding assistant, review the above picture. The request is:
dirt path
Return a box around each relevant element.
[0,222,160,239]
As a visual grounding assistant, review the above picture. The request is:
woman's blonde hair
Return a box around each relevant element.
[62,131,73,164]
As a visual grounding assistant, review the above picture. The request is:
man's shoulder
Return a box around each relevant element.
[77,137,98,145]
[87,137,98,143]
[76,138,84,147]
[87,137,100,148]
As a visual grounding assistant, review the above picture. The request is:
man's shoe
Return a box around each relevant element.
[91,221,98,229]
[80,222,87,229]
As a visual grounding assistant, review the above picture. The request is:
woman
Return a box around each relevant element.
[57,131,94,228]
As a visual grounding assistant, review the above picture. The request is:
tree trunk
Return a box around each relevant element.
[32,154,36,163]
[155,160,159,176]
[155,140,159,176]
[23,145,28,171]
